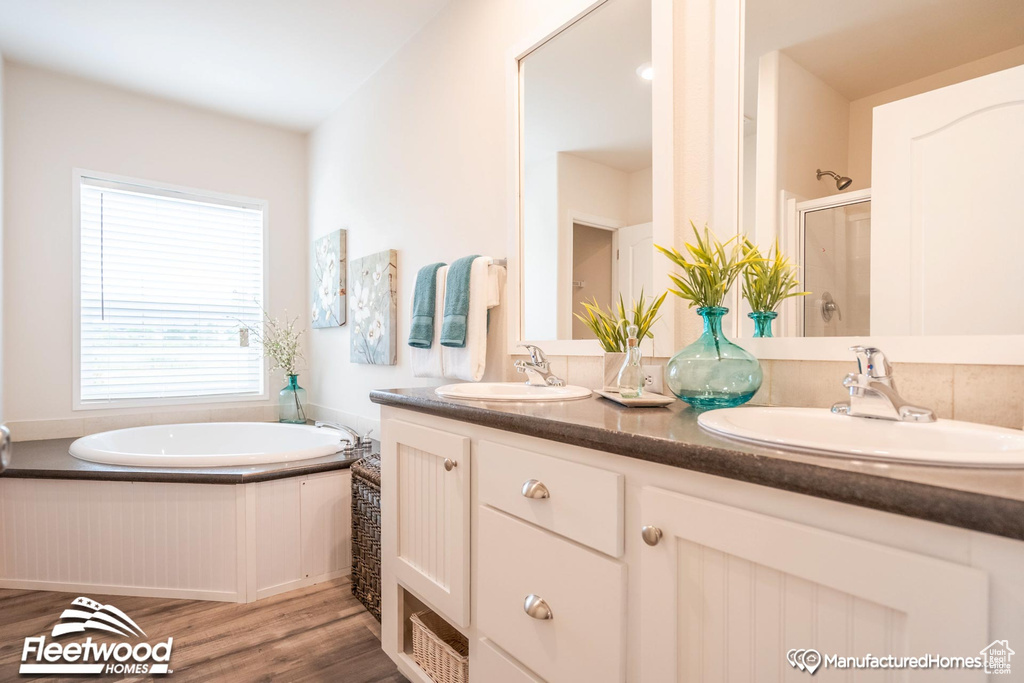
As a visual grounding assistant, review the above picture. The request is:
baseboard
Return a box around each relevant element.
[0,578,244,603]
[253,568,352,602]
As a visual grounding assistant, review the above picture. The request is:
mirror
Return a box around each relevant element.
[520,0,653,342]
[742,0,1024,338]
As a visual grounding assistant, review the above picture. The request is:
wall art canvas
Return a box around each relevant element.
[350,249,398,365]
[312,229,347,328]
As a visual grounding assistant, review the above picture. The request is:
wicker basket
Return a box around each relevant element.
[410,610,469,683]
[351,455,382,621]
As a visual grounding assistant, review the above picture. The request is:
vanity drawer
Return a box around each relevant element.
[477,440,623,556]
[476,507,625,683]
[474,638,544,683]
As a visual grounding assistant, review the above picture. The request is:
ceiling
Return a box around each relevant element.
[744,0,1024,120]
[0,0,450,131]
[522,0,652,174]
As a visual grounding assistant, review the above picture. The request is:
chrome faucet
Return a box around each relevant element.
[514,344,566,387]
[315,421,374,453]
[831,346,936,422]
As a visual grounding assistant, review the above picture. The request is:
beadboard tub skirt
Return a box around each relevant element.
[0,470,352,602]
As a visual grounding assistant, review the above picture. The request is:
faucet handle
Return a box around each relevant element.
[849,346,892,378]
[518,344,548,365]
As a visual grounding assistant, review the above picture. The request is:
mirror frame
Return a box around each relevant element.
[728,0,1024,365]
[507,0,676,357]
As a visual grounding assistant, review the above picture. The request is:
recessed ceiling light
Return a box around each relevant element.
[636,63,653,81]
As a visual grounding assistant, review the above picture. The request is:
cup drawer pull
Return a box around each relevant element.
[521,479,550,499]
[524,594,553,620]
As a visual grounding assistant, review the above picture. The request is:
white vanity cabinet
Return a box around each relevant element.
[639,487,989,682]
[379,406,1022,683]
[382,419,471,628]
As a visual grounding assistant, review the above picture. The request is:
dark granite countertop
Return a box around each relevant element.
[1,438,374,484]
[370,388,1024,541]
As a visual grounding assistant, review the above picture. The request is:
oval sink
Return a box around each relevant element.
[435,382,591,402]
[698,407,1024,467]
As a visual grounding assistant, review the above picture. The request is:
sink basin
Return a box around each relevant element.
[698,407,1024,467]
[435,382,591,402]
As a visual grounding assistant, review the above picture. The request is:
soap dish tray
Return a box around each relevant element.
[596,389,676,408]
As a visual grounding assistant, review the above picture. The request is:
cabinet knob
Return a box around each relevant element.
[521,479,550,499]
[641,525,663,546]
[523,594,553,620]
[443,458,457,472]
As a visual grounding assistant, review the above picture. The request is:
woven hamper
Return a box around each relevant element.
[351,454,382,621]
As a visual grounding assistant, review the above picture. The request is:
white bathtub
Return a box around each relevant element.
[69,422,348,468]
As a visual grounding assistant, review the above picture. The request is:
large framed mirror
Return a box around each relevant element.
[738,0,1024,363]
[512,0,674,356]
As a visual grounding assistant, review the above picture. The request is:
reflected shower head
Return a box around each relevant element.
[817,169,853,191]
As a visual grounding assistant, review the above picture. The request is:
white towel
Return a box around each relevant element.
[412,266,447,378]
[443,257,500,382]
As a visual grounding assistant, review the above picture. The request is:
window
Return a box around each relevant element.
[74,171,267,407]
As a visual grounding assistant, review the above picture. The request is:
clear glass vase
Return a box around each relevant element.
[666,307,763,409]
[279,374,308,424]
[749,310,778,338]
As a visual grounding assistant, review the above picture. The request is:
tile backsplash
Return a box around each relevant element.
[507,355,1024,430]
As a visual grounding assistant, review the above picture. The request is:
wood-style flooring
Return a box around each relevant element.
[0,577,406,682]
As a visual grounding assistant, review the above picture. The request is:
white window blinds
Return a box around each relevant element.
[77,175,265,404]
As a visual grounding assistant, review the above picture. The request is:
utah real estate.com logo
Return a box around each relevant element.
[20,596,173,675]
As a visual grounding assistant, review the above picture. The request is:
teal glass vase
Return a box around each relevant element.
[749,310,778,338]
[279,374,308,424]
[666,307,762,409]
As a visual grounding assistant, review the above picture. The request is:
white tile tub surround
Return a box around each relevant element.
[0,470,351,602]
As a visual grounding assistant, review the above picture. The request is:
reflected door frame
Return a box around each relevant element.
[782,189,872,338]
[565,211,625,339]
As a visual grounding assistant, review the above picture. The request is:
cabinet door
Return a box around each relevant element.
[382,418,471,626]
[639,487,988,682]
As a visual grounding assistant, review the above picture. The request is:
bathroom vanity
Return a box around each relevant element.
[374,389,1024,682]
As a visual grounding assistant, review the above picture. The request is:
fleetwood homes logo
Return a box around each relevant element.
[20,597,173,675]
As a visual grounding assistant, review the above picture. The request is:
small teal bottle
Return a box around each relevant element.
[616,324,645,399]
[279,374,308,423]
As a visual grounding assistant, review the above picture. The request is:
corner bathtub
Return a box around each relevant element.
[0,422,357,603]
[69,422,347,468]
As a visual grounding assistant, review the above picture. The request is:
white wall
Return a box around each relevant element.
[627,166,653,225]
[522,154,558,340]
[754,51,849,247]
[2,62,308,433]
[307,0,599,427]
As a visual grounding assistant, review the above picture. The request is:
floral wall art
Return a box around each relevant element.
[311,229,347,328]
[350,249,398,365]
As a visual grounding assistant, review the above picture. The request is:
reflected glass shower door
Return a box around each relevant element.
[801,199,871,337]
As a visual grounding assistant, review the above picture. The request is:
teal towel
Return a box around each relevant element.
[440,255,480,348]
[408,262,446,349]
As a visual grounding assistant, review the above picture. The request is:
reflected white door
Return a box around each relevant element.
[872,64,1024,335]
[616,221,654,303]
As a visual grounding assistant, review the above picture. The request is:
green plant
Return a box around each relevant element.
[741,239,809,312]
[574,289,667,352]
[656,222,759,309]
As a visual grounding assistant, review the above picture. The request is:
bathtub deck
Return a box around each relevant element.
[3,437,369,484]
[0,577,405,682]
